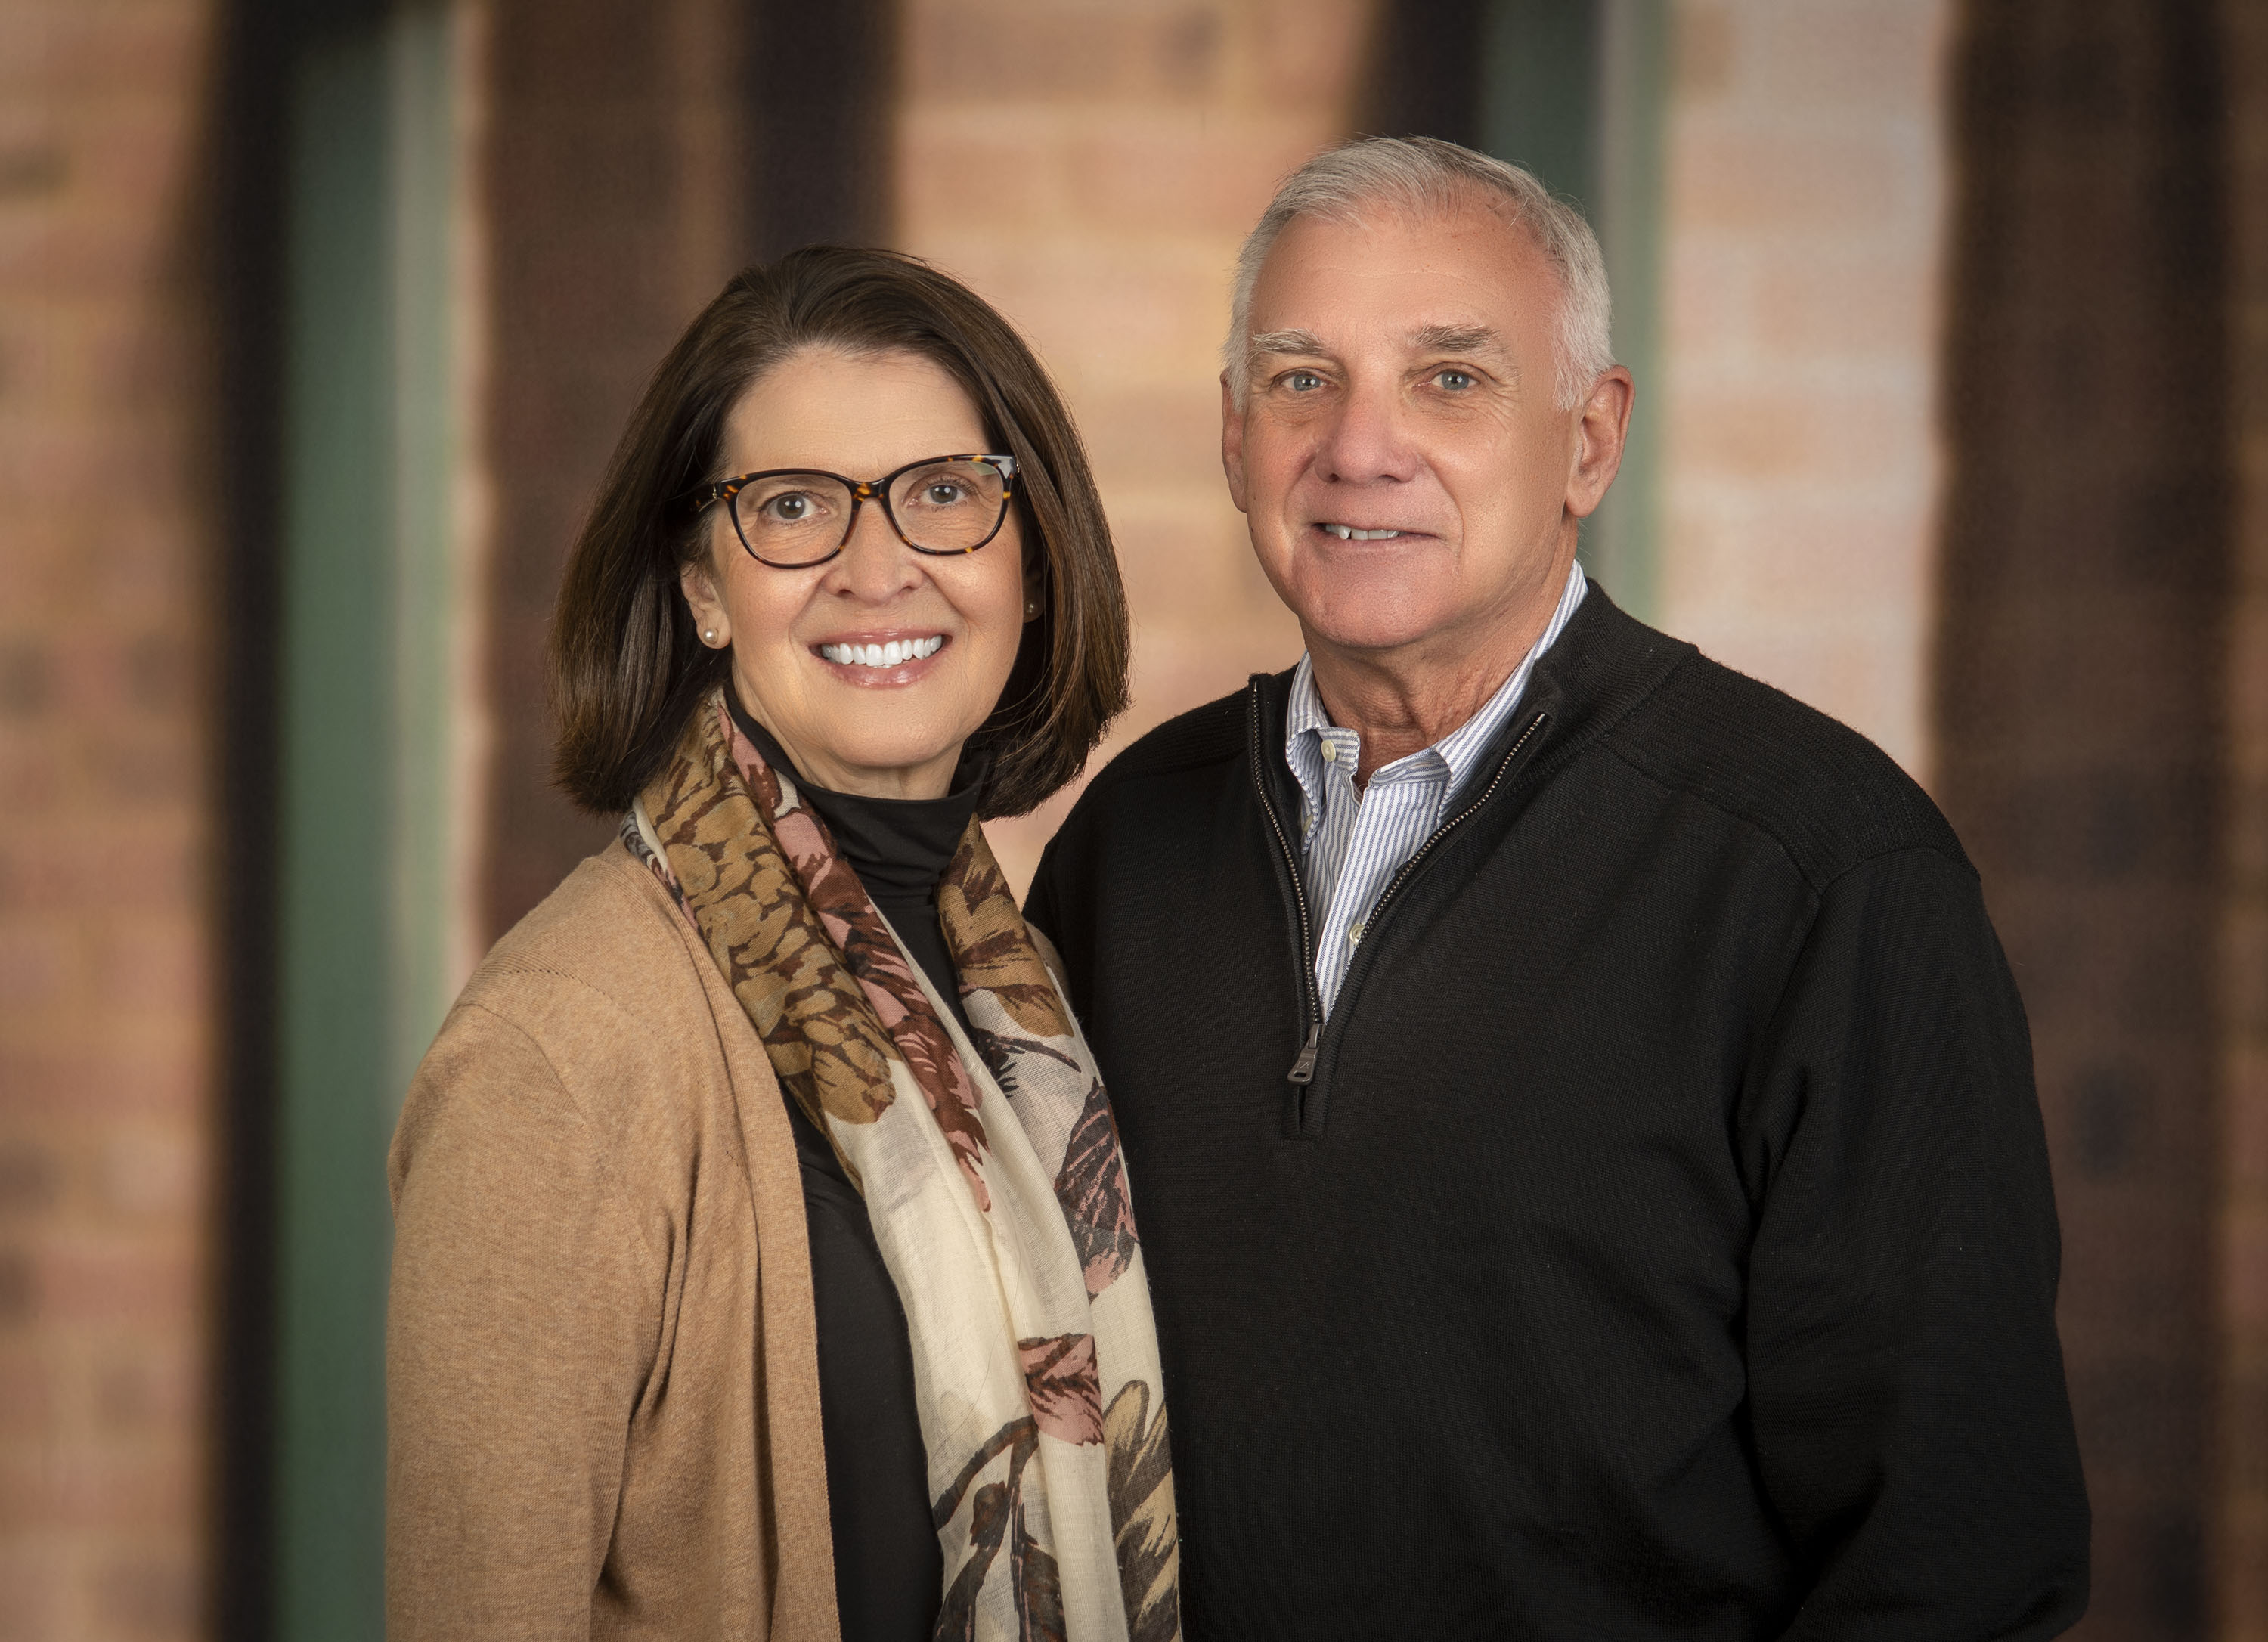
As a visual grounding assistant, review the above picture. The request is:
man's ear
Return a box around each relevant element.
[680,556,729,646]
[1566,366,1635,522]
[1220,373,1251,516]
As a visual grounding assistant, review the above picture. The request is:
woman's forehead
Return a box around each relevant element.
[724,346,988,472]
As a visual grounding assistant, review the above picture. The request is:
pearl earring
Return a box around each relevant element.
[703,628,717,643]
[1024,600,1040,619]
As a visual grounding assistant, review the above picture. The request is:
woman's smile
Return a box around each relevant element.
[812,629,952,684]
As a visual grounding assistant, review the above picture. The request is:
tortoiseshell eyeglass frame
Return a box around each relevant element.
[698,453,1020,569]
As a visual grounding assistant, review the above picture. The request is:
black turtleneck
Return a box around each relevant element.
[724,692,978,1640]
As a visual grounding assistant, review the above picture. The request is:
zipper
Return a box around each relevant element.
[1250,680,1552,1113]
[1290,706,1552,1126]
[1287,1023,1321,1085]
[1356,708,1551,950]
[1248,683,1324,1086]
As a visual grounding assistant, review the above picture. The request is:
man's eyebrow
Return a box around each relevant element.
[1247,328,1333,358]
[1409,323,1507,358]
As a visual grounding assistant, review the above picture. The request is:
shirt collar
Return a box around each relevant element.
[1283,559,1589,799]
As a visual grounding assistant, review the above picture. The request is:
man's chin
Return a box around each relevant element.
[1298,608,1457,657]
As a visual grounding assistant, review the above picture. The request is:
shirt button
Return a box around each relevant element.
[1349,923,1365,946]
[1320,741,1338,764]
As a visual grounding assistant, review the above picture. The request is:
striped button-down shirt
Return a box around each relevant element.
[1286,561,1588,1015]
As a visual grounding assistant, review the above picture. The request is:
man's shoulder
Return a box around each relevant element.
[1069,679,1263,815]
[1606,646,1969,891]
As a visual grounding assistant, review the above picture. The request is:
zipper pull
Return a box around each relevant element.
[1287,1023,1321,1085]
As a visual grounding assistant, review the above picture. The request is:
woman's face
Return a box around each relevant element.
[681,347,1036,800]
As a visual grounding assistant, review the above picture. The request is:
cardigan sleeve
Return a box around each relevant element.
[386,999,663,1640]
[1739,847,2090,1640]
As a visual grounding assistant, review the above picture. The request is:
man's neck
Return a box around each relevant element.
[1306,562,1574,786]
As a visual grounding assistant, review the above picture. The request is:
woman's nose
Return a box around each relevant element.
[828,500,924,602]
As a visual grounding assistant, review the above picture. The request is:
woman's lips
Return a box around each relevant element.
[810,631,950,688]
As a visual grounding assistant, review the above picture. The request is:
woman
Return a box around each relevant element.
[387,248,1179,1641]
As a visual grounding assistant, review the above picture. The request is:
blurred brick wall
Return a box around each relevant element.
[1935,3,2230,1635]
[0,2,217,1637]
[1655,0,1950,779]
[894,0,1368,894]
[2225,0,2268,1631]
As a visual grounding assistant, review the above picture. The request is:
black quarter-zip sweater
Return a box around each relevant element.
[1024,587,2089,1641]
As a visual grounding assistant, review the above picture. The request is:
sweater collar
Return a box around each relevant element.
[1249,579,1694,812]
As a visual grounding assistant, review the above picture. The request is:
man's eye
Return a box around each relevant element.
[1436,369,1476,391]
[1284,370,1325,392]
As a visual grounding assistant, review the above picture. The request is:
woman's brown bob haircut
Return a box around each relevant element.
[551,246,1131,819]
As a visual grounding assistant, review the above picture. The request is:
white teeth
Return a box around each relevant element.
[820,636,945,668]
[1322,523,1404,541]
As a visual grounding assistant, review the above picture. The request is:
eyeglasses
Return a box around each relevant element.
[702,453,1019,569]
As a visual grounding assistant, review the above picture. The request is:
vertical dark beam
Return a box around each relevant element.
[480,0,903,942]
[481,2,720,939]
[745,0,898,259]
[1933,4,2230,1636]
[208,0,292,1631]
[1356,0,1489,146]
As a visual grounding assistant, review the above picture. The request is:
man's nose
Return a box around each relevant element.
[1315,377,1420,485]
[826,500,923,602]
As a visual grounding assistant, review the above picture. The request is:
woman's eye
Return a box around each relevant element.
[762,493,815,522]
[922,482,968,506]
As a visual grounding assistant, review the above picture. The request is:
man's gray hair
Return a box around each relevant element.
[1225,135,1615,412]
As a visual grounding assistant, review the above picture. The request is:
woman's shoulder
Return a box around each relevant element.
[420,841,730,1117]
[463,841,702,1015]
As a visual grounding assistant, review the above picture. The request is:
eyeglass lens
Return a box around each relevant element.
[732,458,1008,566]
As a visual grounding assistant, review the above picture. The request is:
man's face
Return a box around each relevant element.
[1223,200,1626,663]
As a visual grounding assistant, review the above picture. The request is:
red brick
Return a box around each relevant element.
[93,1126,203,1222]
[0,925,74,1008]
[92,1339,197,1433]
[1063,116,1322,236]
[0,1048,203,1121]
[0,1343,52,1433]
[92,1549,200,1638]
[1671,125,1924,237]
[1748,2,1944,115]
[1752,250,1935,360]
[1244,0,1368,107]
[28,1240,195,1328]
[0,1442,195,1533]
[902,3,1225,105]
[0,1536,65,1640]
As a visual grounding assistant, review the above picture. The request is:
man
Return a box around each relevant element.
[1024,137,2088,1639]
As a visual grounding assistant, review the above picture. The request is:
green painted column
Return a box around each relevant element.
[275,3,463,1634]
[1478,0,1667,619]
[1588,0,1668,621]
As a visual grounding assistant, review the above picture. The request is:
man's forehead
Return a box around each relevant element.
[1247,207,1554,344]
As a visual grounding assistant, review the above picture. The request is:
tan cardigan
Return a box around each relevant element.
[387,841,840,1639]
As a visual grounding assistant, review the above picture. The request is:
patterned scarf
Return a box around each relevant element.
[625,692,1180,1642]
